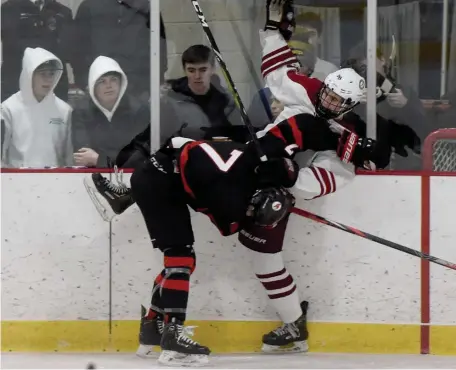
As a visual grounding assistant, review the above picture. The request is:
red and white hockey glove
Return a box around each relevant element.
[265,0,296,41]
[337,131,376,169]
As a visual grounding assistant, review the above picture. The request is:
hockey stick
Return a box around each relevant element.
[292,207,456,271]
[190,0,268,162]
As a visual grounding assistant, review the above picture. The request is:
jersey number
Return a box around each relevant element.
[199,143,243,172]
[285,144,299,156]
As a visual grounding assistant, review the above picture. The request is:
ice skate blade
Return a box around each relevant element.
[158,350,209,367]
[136,344,159,358]
[261,340,309,353]
[83,176,115,222]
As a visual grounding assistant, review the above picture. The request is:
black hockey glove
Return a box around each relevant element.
[337,131,376,169]
[388,121,421,157]
[256,157,299,189]
[265,0,296,41]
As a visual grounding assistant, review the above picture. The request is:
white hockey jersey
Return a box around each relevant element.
[1,47,73,168]
[257,29,325,135]
[256,29,356,200]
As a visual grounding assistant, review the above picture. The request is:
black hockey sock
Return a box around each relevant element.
[156,246,196,323]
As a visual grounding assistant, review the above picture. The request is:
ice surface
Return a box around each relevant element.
[2,353,456,369]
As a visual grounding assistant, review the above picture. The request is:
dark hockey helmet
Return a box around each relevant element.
[247,187,296,228]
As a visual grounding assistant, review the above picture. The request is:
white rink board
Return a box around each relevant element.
[0,173,453,325]
[430,176,456,324]
[1,174,110,321]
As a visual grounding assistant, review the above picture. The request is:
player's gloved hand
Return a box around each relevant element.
[385,88,408,108]
[255,157,299,188]
[388,121,421,157]
[265,0,295,41]
[337,131,376,169]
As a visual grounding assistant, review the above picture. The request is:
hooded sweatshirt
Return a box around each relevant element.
[89,56,128,122]
[1,47,73,168]
[71,56,149,167]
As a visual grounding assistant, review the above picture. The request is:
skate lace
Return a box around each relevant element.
[176,325,199,346]
[101,166,129,195]
[157,319,165,334]
[273,323,300,339]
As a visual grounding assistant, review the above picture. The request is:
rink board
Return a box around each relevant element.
[1,173,456,355]
[2,320,456,355]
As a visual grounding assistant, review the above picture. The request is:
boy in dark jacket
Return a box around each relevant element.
[72,56,149,167]
[160,44,244,142]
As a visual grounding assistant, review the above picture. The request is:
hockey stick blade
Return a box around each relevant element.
[189,0,267,162]
[83,176,116,222]
[292,207,456,271]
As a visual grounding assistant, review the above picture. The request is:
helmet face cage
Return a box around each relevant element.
[316,85,357,120]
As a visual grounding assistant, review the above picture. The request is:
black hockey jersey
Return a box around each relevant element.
[175,113,340,236]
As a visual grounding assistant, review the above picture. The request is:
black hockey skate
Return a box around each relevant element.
[136,305,165,358]
[158,318,210,367]
[83,166,134,221]
[262,301,309,353]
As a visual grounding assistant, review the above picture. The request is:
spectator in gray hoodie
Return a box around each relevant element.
[160,44,243,142]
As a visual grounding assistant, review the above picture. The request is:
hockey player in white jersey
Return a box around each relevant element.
[237,0,418,353]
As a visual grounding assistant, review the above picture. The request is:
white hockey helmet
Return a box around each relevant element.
[316,68,366,119]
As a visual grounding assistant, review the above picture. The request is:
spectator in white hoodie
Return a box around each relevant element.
[1,47,73,168]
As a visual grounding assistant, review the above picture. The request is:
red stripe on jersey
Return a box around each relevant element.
[261,57,298,78]
[262,60,299,79]
[287,71,323,105]
[179,141,201,199]
[317,167,332,196]
[329,171,337,193]
[269,284,297,300]
[310,166,337,198]
[164,256,195,269]
[256,268,286,279]
[262,55,298,78]
[310,166,324,197]
[261,46,297,77]
[269,125,287,143]
[161,279,189,292]
[318,167,337,195]
[262,45,290,62]
[287,116,303,149]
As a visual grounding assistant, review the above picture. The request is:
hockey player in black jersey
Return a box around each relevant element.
[84,112,384,366]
